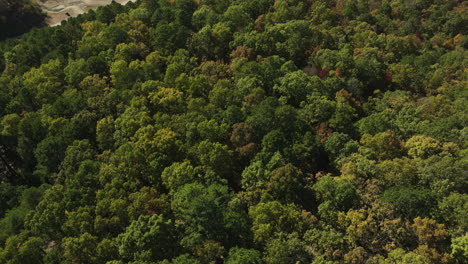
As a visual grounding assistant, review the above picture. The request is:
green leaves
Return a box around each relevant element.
[249,201,304,245]
[0,0,466,262]
[226,247,263,264]
[118,215,178,262]
[382,187,436,219]
[172,183,249,249]
[62,233,99,264]
[23,59,64,105]
[314,176,356,208]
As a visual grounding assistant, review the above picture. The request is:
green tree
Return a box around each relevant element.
[382,187,436,219]
[118,214,179,262]
[191,140,233,178]
[161,161,198,193]
[265,232,310,264]
[25,185,66,240]
[437,192,468,235]
[360,131,401,161]
[62,233,98,264]
[23,59,64,105]
[64,59,92,85]
[273,71,315,106]
[265,163,305,204]
[171,183,249,249]
[249,201,304,245]
[0,231,44,264]
[0,113,21,137]
[451,233,468,263]
[226,247,263,264]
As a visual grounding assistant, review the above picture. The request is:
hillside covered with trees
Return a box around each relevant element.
[0,0,466,263]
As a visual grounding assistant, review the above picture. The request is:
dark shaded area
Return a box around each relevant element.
[0,0,46,40]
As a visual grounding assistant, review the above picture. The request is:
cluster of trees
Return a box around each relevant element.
[0,0,466,263]
[0,0,46,40]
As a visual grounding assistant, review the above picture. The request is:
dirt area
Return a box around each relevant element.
[35,0,137,26]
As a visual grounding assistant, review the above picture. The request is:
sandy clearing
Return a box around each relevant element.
[35,0,137,26]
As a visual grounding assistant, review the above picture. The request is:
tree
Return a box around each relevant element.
[265,164,305,204]
[99,24,129,49]
[226,247,263,264]
[230,123,259,161]
[127,187,169,222]
[249,201,304,245]
[437,192,468,235]
[149,87,184,113]
[377,248,432,264]
[63,160,100,208]
[304,225,345,261]
[161,161,198,193]
[266,0,307,23]
[171,183,249,249]
[23,59,64,105]
[61,206,95,237]
[405,135,442,159]
[191,140,233,178]
[382,187,436,219]
[56,139,96,184]
[411,217,448,248]
[273,71,315,106]
[0,231,44,264]
[164,254,201,264]
[376,158,419,187]
[324,132,354,160]
[241,151,285,190]
[313,175,357,212]
[33,136,67,181]
[189,23,232,60]
[62,233,98,264]
[0,113,21,137]
[230,123,257,148]
[118,214,179,262]
[261,130,286,154]
[360,131,401,161]
[300,95,336,125]
[245,97,279,136]
[25,185,67,240]
[356,111,394,135]
[222,5,252,29]
[328,92,358,133]
[113,97,152,146]
[150,22,189,55]
[64,59,92,85]
[264,232,310,264]
[451,233,468,263]
[96,116,115,151]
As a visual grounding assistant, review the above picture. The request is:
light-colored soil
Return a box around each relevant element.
[35,0,136,26]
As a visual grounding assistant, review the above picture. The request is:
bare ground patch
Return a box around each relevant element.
[35,0,135,26]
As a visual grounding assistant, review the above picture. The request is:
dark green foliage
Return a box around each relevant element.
[171,183,249,249]
[382,187,436,219]
[313,175,357,212]
[0,0,465,263]
[118,214,179,262]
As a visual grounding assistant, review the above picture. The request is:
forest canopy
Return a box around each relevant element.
[0,0,467,263]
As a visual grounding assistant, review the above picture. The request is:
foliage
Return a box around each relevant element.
[0,0,466,262]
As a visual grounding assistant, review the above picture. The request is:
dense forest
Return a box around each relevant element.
[0,0,46,40]
[0,0,466,263]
